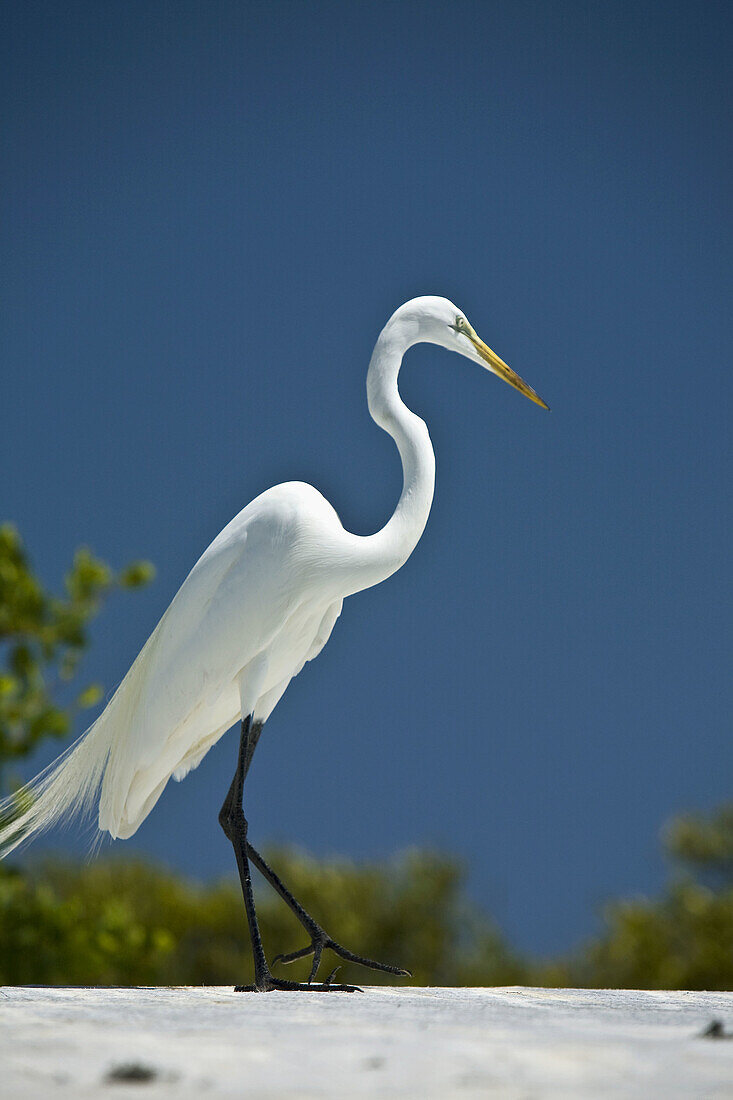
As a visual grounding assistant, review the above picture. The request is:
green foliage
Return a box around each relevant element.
[664,804,733,881]
[560,803,733,991]
[0,776,731,989]
[0,523,153,788]
[0,850,527,987]
[566,880,733,990]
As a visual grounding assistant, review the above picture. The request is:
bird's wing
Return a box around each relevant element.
[99,508,301,836]
[253,597,344,725]
[99,482,348,838]
[307,598,344,662]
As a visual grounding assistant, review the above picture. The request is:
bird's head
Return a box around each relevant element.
[387,296,549,410]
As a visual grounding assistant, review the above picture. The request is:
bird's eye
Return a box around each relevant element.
[455,317,465,330]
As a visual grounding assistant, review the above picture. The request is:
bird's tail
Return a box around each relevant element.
[0,714,114,859]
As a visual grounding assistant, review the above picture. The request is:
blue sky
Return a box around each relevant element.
[2,0,731,955]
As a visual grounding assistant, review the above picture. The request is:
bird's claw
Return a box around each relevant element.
[272,930,410,981]
[234,972,360,993]
[323,966,341,986]
[272,944,316,967]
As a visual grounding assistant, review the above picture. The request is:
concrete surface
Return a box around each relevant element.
[1,986,732,1098]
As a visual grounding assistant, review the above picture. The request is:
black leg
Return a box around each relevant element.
[218,715,268,987]
[219,715,359,993]
[246,843,411,983]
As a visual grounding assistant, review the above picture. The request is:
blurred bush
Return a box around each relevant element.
[559,804,733,991]
[0,523,153,794]
[0,849,527,987]
[2,806,731,989]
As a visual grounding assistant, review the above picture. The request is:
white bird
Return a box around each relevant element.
[0,296,547,991]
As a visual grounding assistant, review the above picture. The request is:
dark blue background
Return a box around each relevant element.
[2,1,731,954]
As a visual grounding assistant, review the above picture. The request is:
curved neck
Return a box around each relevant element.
[345,328,435,595]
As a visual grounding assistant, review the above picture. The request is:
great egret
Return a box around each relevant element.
[0,296,547,992]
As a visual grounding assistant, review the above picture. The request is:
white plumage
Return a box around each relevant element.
[101,482,348,837]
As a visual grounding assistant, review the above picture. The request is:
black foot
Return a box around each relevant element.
[273,931,411,984]
[234,972,361,993]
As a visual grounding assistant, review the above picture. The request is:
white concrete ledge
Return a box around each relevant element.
[2,986,732,1098]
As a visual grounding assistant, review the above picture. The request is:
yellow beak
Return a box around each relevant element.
[469,333,549,410]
